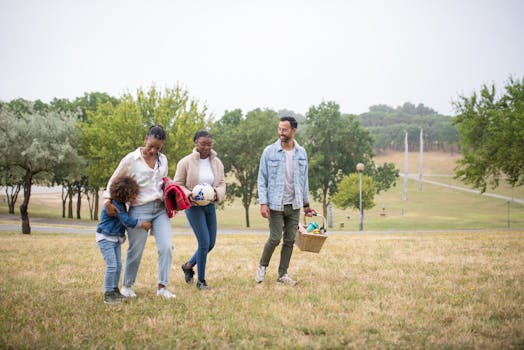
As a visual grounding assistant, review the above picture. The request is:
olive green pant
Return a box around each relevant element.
[259,205,300,277]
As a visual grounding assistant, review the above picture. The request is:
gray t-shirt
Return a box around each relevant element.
[282,149,295,205]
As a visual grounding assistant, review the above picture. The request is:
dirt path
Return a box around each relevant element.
[404,174,524,205]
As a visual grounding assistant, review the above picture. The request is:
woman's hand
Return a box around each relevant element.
[188,194,200,206]
[140,221,152,230]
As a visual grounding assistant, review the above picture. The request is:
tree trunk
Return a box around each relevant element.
[322,188,328,219]
[67,185,74,219]
[6,184,21,214]
[61,185,67,218]
[20,172,32,234]
[244,203,250,228]
[76,184,81,219]
[93,189,99,221]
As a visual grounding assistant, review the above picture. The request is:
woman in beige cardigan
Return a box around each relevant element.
[173,130,226,289]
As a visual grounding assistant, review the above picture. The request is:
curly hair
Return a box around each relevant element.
[110,176,140,203]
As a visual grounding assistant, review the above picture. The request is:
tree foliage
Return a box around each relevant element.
[212,108,279,227]
[359,102,459,153]
[79,85,209,198]
[303,101,375,217]
[0,100,82,233]
[332,173,376,211]
[453,77,524,191]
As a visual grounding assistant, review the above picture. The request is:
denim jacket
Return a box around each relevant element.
[96,200,138,237]
[257,139,310,211]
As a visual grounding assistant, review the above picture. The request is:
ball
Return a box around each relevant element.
[191,183,215,205]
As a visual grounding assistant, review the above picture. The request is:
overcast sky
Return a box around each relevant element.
[1,0,523,117]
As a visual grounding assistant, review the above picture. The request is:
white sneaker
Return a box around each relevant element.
[120,286,137,297]
[277,274,297,286]
[157,287,176,299]
[255,265,267,283]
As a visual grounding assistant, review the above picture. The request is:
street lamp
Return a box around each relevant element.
[356,163,365,231]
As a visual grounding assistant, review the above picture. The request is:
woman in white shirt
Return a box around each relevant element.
[174,130,226,289]
[103,125,175,299]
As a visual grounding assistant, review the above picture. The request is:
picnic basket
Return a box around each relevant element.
[294,214,328,253]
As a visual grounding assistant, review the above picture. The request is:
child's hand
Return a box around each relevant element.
[140,221,152,230]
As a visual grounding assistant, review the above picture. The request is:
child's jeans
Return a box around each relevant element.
[98,239,122,292]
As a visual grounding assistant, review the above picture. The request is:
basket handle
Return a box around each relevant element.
[302,213,327,233]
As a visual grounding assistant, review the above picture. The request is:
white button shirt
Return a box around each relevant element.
[103,148,168,206]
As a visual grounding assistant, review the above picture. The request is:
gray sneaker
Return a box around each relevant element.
[157,287,176,299]
[120,286,137,298]
[104,291,122,304]
[255,265,267,283]
[277,274,297,286]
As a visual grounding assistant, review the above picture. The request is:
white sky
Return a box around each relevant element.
[1,0,523,117]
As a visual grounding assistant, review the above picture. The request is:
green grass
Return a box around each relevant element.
[2,152,524,231]
[3,176,524,232]
[1,230,523,349]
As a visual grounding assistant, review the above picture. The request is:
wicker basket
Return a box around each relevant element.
[295,214,328,253]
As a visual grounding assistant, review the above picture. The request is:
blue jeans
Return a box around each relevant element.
[98,239,122,292]
[123,200,173,287]
[185,204,217,282]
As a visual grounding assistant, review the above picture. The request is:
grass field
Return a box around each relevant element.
[2,151,524,232]
[1,230,523,349]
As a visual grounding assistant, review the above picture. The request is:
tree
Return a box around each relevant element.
[0,165,24,214]
[79,85,208,220]
[135,85,209,175]
[0,100,82,234]
[453,77,524,191]
[332,173,376,212]
[304,101,375,217]
[367,162,399,194]
[212,108,279,227]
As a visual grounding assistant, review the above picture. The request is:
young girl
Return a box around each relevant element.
[174,130,226,290]
[96,176,151,304]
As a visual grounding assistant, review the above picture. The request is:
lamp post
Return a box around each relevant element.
[356,163,365,231]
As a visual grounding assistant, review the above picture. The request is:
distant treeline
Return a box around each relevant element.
[357,102,459,154]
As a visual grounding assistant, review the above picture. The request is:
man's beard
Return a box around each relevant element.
[280,135,290,143]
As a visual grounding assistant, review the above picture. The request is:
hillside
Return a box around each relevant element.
[358,102,459,153]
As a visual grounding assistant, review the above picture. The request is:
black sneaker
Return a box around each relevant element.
[196,280,208,290]
[104,291,122,304]
[181,263,195,284]
[113,287,127,301]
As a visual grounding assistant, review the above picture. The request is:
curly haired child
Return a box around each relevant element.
[96,176,151,304]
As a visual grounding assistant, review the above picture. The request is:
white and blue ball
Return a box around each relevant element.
[191,184,215,205]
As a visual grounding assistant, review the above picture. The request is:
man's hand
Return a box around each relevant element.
[105,200,120,217]
[260,204,269,219]
[304,206,317,217]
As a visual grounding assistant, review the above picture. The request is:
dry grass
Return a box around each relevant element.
[1,230,523,349]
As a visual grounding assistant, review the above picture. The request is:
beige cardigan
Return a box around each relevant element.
[173,148,226,203]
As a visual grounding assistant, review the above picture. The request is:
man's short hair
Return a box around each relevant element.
[280,116,298,129]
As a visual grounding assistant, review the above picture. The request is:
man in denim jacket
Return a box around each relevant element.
[255,116,316,285]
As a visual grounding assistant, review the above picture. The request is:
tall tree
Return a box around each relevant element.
[212,108,279,227]
[0,100,82,234]
[453,77,524,191]
[135,85,209,175]
[79,85,208,220]
[304,101,375,217]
